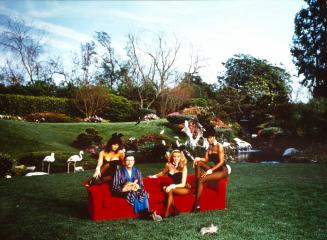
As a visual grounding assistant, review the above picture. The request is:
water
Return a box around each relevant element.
[236,150,284,163]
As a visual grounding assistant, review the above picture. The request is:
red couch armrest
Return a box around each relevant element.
[85,183,111,220]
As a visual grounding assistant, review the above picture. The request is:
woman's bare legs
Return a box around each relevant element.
[192,164,228,212]
[87,163,112,186]
[164,187,191,218]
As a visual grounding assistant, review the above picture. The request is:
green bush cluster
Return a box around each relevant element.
[185,98,208,107]
[101,93,134,122]
[0,94,72,116]
[0,153,16,177]
[0,93,135,122]
[137,133,169,162]
[216,128,235,142]
[72,128,103,149]
[166,114,194,124]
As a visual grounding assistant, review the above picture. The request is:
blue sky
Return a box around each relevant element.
[0,0,309,101]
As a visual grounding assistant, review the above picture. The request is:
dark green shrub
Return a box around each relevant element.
[0,153,16,177]
[216,128,235,142]
[101,93,134,122]
[0,94,71,116]
[166,114,194,124]
[289,98,327,138]
[257,127,283,140]
[137,133,169,162]
[18,152,44,168]
[72,128,103,149]
[139,108,156,116]
[24,112,78,123]
[185,98,208,107]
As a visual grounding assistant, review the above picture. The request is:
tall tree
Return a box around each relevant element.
[0,17,44,84]
[291,0,327,98]
[73,85,108,118]
[125,33,180,111]
[94,32,122,90]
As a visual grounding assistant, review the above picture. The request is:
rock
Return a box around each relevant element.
[25,172,48,177]
[282,148,299,157]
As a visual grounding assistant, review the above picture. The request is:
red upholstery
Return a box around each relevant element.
[84,175,228,220]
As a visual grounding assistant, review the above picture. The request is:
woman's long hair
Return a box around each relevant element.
[104,133,123,153]
[168,150,187,171]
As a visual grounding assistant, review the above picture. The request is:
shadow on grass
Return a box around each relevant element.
[46,198,90,220]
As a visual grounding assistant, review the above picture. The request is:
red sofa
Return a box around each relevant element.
[85,174,228,220]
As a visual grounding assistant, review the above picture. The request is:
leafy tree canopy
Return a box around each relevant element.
[217,54,291,105]
[291,0,327,98]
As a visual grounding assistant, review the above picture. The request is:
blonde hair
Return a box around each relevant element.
[168,150,187,171]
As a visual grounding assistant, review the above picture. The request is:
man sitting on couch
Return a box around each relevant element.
[112,154,162,221]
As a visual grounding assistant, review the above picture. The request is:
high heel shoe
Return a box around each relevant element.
[191,205,200,213]
[85,177,98,187]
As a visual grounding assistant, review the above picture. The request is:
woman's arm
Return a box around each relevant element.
[118,150,125,163]
[149,165,169,178]
[93,151,104,178]
[193,152,209,167]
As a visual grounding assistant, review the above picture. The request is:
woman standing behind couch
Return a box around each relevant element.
[86,133,124,187]
[149,150,191,218]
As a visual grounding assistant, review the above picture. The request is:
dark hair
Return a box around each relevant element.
[203,127,216,138]
[104,133,123,153]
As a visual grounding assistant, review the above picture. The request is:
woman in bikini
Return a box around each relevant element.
[149,150,191,218]
[86,133,124,187]
[191,127,228,212]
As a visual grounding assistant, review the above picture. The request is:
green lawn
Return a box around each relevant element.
[1,163,326,240]
[0,119,173,157]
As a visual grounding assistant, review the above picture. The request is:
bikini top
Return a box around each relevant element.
[168,172,183,184]
[208,144,225,166]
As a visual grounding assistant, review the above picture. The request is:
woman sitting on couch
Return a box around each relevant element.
[150,150,191,218]
[86,133,124,187]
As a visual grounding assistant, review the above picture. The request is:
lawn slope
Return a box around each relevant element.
[0,119,173,157]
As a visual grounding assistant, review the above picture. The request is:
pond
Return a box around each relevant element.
[235,149,313,163]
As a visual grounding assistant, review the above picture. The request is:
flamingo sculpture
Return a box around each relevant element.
[42,152,55,173]
[181,120,205,149]
[67,150,84,173]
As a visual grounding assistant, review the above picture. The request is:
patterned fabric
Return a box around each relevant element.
[112,166,149,213]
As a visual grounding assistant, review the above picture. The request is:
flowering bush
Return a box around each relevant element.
[0,114,24,121]
[83,115,104,123]
[167,112,181,117]
[181,106,207,116]
[24,112,79,123]
[210,117,231,128]
[143,113,160,121]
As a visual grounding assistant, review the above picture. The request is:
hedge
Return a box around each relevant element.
[0,94,73,116]
[0,93,134,121]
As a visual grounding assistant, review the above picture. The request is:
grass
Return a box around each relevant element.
[0,119,173,157]
[0,163,326,240]
[0,119,175,171]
